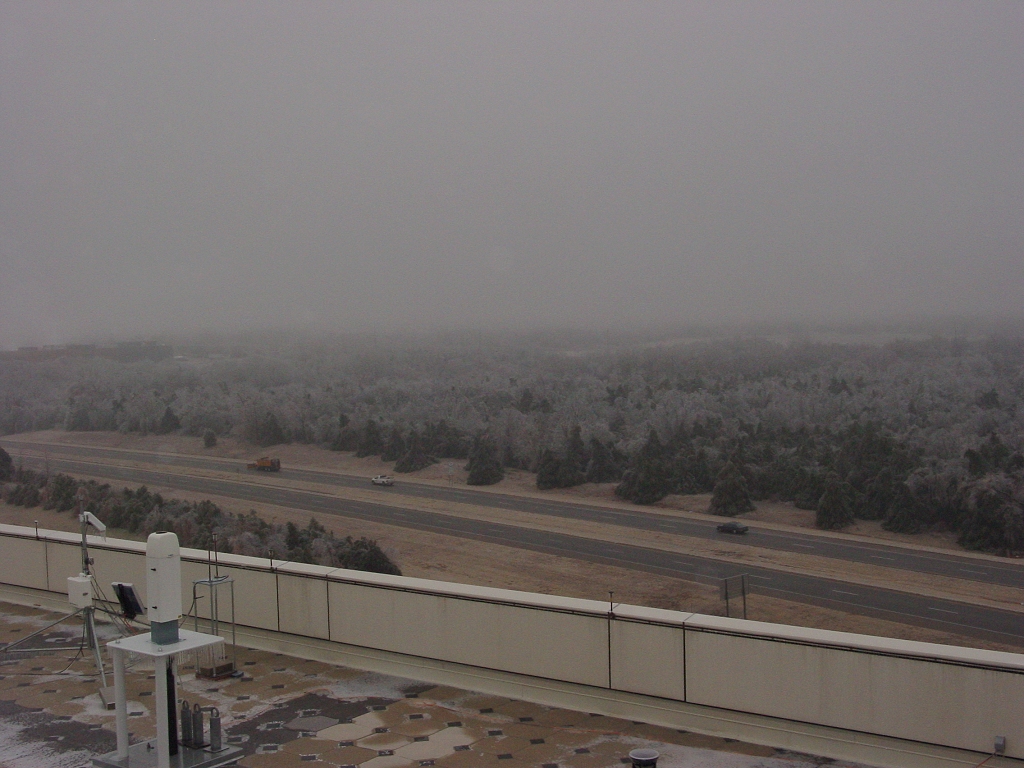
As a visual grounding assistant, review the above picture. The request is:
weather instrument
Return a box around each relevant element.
[0,488,123,707]
[95,532,242,768]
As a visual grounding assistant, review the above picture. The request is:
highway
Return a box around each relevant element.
[5,441,1024,645]
[7,441,1024,589]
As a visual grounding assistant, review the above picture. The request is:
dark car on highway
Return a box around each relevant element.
[716,521,749,534]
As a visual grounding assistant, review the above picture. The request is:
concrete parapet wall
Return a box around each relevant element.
[685,615,1024,757]
[2,523,1021,762]
[326,579,611,686]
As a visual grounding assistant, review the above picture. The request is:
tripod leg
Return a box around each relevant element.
[0,608,86,652]
[85,608,108,689]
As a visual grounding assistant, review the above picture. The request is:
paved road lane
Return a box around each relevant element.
[13,451,1024,645]
[8,440,1023,590]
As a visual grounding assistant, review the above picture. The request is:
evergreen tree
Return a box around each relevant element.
[254,411,285,447]
[641,428,668,463]
[670,448,714,494]
[815,472,854,530]
[556,425,588,488]
[909,469,964,530]
[535,449,563,490]
[882,482,923,534]
[425,419,470,459]
[861,467,897,520]
[381,426,407,462]
[9,481,42,507]
[285,521,302,552]
[502,443,526,470]
[157,406,181,434]
[793,470,826,510]
[615,429,672,504]
[44,474,80,512]
[965,433,1018,477]
[710,461,755,516]
[0,447,12,482]
[66,404,92,431]
[585,437,622,483]
[834,422,916,511]
[356,419,384,457]
[341,536,402,575]
[202,429,217,448]
[394,429,435,473]
[331,415,359,451]
[953,473,1024,551]
[466,436,504,486]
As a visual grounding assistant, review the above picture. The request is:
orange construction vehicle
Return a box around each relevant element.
[246,457,281,472]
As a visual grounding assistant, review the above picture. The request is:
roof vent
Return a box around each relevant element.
[628,748,659,767]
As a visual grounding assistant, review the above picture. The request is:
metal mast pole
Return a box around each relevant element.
[77,486,108,689]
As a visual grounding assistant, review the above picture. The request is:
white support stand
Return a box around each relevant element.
[94,629,242,768]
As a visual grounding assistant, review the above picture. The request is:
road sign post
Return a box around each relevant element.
[720,574,749,619]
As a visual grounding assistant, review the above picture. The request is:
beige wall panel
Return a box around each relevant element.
[180,559,214,621]
[46,541,85,590]
[0,536,48,590]
[685,629,1024,758]
[180,560,279,631]
[223,566,278,631]
[610,621,685,700]
[277,573,329,639]
[329,583,608,686]
[88,547,147,601]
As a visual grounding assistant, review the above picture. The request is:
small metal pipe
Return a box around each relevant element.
[192,702,205,747]
[206,707,222,751]
[180,698,192,747]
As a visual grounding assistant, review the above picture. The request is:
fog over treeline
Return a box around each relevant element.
[1,328,1023,552]
[2,2,1023,346]
[3,5,1024,552]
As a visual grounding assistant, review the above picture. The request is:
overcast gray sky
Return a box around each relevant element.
[1,2,1022,347]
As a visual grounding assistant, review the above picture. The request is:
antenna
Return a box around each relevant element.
[81,511,106,537]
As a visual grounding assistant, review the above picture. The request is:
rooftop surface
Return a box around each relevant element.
[0,602,873,768]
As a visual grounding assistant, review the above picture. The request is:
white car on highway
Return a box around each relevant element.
[371,475,394,486]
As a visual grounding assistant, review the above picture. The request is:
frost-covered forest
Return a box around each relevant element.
[1,331,1022,553]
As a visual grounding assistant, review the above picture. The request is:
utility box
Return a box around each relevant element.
[68,575,93,608]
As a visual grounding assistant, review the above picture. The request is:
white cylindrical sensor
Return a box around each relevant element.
[146,532,182,624]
